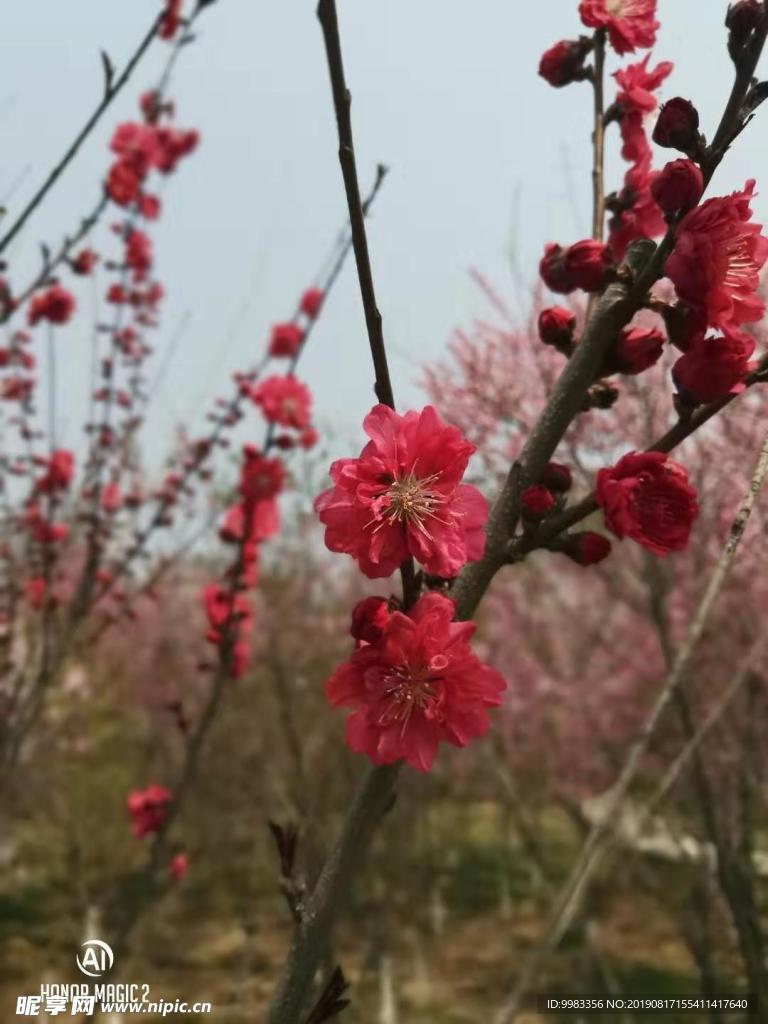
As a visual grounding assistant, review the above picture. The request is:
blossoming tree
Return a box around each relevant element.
[3,0,768,1020]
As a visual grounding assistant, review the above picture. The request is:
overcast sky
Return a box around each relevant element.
[1,0,764,467]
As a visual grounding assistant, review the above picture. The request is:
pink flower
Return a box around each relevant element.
[673,327,755,403]
[596,450,699,555]
[126,785,172,838]
[579,0,659,55]
[239,447,285,502]
[269,322,303,358]
[325,592,506,771]
[613,56,673,164]
[314,404,488,578]
[252,376,312,429]
[27,286,75,326]
[664,180,768,330]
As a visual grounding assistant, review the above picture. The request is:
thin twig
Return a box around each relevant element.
[0,13,162,255]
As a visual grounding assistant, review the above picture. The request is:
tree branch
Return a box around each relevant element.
[0,12,162,255]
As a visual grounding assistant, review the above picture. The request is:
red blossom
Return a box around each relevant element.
[125,229,153,281]
[71,249,98,275]
[664,180,768,330]
[540,241,614,294]
[596,450,699,555]
[613,56,673,165]
[521,485,555,519]
[252,375,312,429]
[673,327,755,403]
[325,591,506,772]
[579,0,659,55]
[612,325,665,375]
[35,450,74,494]
[126,785,172,838]
[24,577,47,610]
[350,596,391,645]
[314,404,488,579]
[219,500,278,548]
[299,426,319,449]
[106,159,142,207]
[269,322,303,358]
[538,306,576,350]
[159,0,183,41]
[101,481,122,513]
[202,583,253,645]
[538,38,593,88]
[563,532,613,566]
[300,287,324,319]
[652,97,701,153]
[609,157,666,260]
[651,158,704,215]
[27,285,75,326]
[239,447,285,502]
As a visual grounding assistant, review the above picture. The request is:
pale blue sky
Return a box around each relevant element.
[0,1,764,466]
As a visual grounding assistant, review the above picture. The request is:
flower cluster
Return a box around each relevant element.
[106,98,198,212]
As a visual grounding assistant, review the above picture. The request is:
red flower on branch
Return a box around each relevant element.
[596,450,699,555]
[325,591,506,771]
[314,404,488,579]
[300,287,324,319]
[612,325,665,375]
[651,159,704,215]
[126,785,172,838]
[35,450,74,494]
[538,39,593,88]
[665,180,768,330]
[579,0,659,55]
[673,327,755,403]
[252,376,312,429]
[269,322,303,358]
[540,240,614,294]
[27,286,75,326]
